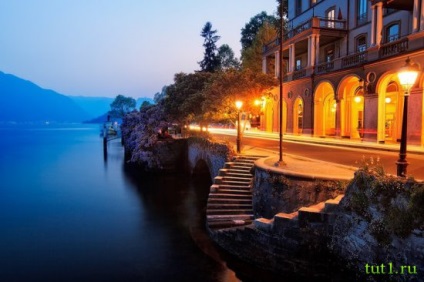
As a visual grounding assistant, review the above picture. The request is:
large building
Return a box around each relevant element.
[261,0,424,146]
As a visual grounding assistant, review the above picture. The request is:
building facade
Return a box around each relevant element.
[262,0,424,146]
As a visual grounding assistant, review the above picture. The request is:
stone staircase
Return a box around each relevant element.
[254,195,345,235]
[206,155,266,231]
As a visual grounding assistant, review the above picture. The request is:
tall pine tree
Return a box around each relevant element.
[199,22,220,72]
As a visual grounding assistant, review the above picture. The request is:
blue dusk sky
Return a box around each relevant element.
[0,1,277,98]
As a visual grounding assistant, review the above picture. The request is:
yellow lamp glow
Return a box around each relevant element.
[235,101,243,110]
[354,96,362,103]
[397,58,420,95]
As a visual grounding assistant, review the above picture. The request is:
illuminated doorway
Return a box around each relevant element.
[338,76,364,139]
[293,97,303,134]
[314,82,336,137]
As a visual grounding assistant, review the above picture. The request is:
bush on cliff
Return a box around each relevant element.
[121,104,175,169]
[331,157,424,279]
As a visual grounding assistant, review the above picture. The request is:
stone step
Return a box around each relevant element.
[227,168,251,174]
[208,198,252,204]
[273,212,299,233]
[216,184,251,190]
[254,217,274,232]
[207,209,253,215]
[225,172,253,177]
[212,189,251,195]
[298,202,327,227]
[234,160,255,165]
[223,176,251,181]
[207,214,254,221]
[208,219,253,230]
[221,181,251,187]
[219,180,251,190]
[208,193,252,199]
[207,203,252,209]
[224,162,235,169]
[324,195,345,213]
[237,155,267,159]
[232,163,253,168]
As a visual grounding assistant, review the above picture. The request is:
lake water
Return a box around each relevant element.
[0,123,247,282]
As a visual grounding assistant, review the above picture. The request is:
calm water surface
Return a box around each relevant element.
[0,124,242,282]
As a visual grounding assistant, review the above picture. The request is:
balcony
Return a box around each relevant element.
[379,37,408,58]
[341,51,367,68]
[263,17,347,55]
[293,68,307,79]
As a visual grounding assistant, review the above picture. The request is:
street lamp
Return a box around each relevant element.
[396,58,420,177]
[235,100,243,154]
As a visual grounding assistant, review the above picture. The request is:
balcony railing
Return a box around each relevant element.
[379,37,408,58]
[341,51,367,68]
[293,68,307,79]
[316,61,335,74]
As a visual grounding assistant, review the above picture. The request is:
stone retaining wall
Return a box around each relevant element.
[252,158,347,219]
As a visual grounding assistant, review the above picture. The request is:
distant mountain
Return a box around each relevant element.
[69,96,154,119]
[0,71,91,122]
[68,96,114,118]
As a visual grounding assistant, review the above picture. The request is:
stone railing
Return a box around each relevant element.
[379,37,408,58]
[341,51,367,68]
[293,68,307,79]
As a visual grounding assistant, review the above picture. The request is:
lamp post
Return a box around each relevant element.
[396,58,420,177]
[235,101,243,154]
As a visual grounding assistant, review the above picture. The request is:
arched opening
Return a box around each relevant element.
[376,73,403,143]
[293,97,303,134]
[338,76,364,139]
[383,82,402,142]
[192,159,212,183]
[314,81,336,137]
[283,99,287,134]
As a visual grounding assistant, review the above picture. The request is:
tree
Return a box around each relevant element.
[140,100,152,109]
[217,44,240,70]
[160,72,213,123]
[109,94,136,118]
[241,21,278,73]
[153,85,168,103]
[240,12,277,52]
[201,69,277,123]
[198,22,221,72]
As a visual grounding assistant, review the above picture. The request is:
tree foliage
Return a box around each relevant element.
[109,94,136,118]
[198,22,221,72]
[153,85,168,103]
[240,12,277,52]
[202,69,277,123]
[160,72,213,123]
[217,44,240,70]
[121,104,170,167]
[241,22,278,73]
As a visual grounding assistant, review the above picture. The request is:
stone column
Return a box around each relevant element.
[413,0,420,32]
[275,51,280,78]
[421,0,424,31]
[262,57,267,74]
[370,5,376,46]
[307,35,316,68]
[289,44,295,72]
[375,3,383,45]
[315,34,320,66]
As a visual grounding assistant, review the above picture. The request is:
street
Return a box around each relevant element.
[208,128,424,180]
